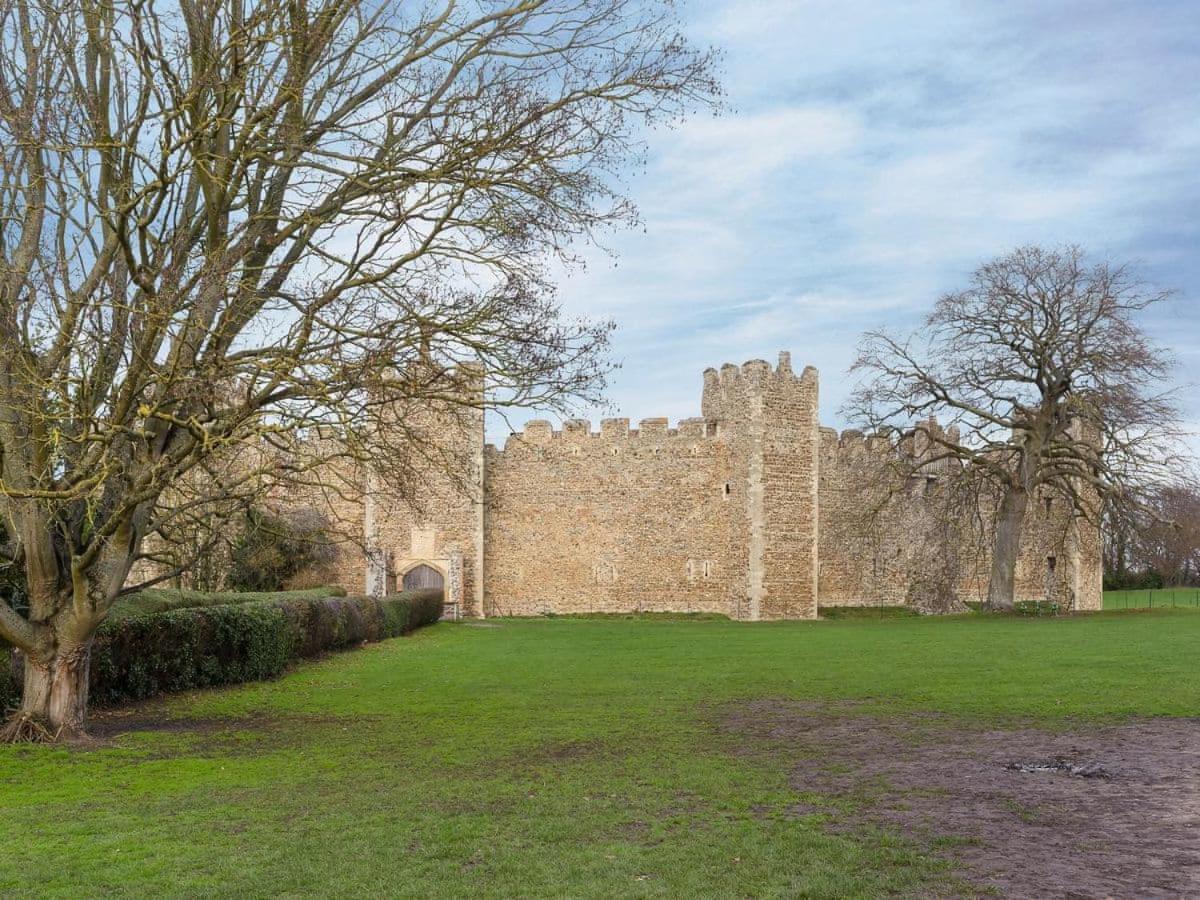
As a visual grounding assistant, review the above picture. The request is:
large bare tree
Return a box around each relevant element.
[0,0,718,739]
[847,245,1183,611]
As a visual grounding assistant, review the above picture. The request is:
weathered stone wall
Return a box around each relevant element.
[128,434,368,595]
[817,423,1102,611]
[362,392,485,618]
[482,416,739,616]
[138,349,1103,618]
[476,353,821,618]
[700,354,820,619]
[270,440,369,596]
[345,351,1102,617]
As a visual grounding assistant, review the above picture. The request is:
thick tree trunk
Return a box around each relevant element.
[986,487,1028,611]
[47,641,91,738]
[2,634,93,742]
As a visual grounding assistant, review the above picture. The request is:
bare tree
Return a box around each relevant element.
[1113,483,1200,587]
[846,246,1184,611]
[0,0,718,740]
[1102,494,1136,585]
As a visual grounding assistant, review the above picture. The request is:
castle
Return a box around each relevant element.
[351,351,1102,619]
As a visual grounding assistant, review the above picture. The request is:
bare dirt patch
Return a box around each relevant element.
[86,701,374,756]
[722,701,1200,898]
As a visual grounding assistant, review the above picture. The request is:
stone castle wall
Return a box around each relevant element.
[476,354,824,618]
[817,424,1102,611]
[361,399,486,617]
[350,350,1101,617]
[150,350,1101,618]
[700,354,820,619]
[482,416,737,616]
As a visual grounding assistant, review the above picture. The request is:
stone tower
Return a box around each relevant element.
[701,352,821,619]
[363,365,486,618]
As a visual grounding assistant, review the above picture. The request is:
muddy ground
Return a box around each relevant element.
[723,701,1200,898]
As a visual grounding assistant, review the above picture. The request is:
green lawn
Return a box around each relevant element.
[1103,587,1200,610]
[1,609,1197,897]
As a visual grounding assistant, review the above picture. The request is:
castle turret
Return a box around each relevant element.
[703,351,820,620]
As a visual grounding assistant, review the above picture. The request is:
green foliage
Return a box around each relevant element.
[387,589,447,634]
[227,507,337,592]
[87,589,442,706]
[108,586,346,622]
[1104,569,1164,591]
[90,603,296,705]
[1012,600,1061,617]
[0,647,16,713]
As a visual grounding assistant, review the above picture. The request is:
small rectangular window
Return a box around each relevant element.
[1046,555,1057,573]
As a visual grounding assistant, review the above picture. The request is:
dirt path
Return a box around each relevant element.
[722,701,1200,898]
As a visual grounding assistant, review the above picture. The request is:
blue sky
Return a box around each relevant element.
[490,0,1199,442]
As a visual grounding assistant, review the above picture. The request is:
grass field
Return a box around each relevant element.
[1,608,1197,897]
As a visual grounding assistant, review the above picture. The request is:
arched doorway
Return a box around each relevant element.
[402,563,445,593]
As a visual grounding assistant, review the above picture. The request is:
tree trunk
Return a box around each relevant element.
[47,641,91,738]
[987,487,1029,611]
[2,637,93,742]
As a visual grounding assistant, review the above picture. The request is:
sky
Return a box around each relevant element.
[488,0,1200,443]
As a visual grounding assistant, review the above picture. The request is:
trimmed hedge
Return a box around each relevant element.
[4,589,442,709]
[107,585,347,622]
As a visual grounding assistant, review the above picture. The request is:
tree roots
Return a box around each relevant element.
[0,711,61,744]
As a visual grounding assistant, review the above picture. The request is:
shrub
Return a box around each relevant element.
[390,589,445,634]
[76,589,442,707]
[1013,600,1061,617]
[1103,569,1164,591]
[90,602,297,705]
[0,647,17,713]
[227,507,339,592]
[819,606,919,620]
[108,586,346,622]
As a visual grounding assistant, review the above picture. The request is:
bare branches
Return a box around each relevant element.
[1107,483,1200,587]
[848,246,1184,501]
[0,0,718,651]
[846,245,1187,608]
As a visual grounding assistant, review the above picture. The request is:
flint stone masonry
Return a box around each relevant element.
[320,351,1102,619]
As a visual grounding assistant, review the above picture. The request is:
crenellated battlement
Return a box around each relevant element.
[701,350,811,387]
[701,352,817,423]
[491,351,822,457]
[819,417,965,471]
[491,414,725,454]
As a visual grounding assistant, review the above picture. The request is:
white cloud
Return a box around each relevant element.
[488,0,1200,442]
[659,107,861,188]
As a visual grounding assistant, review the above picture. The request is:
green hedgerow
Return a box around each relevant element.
[107,586,346,622]
[83,589,443,706]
